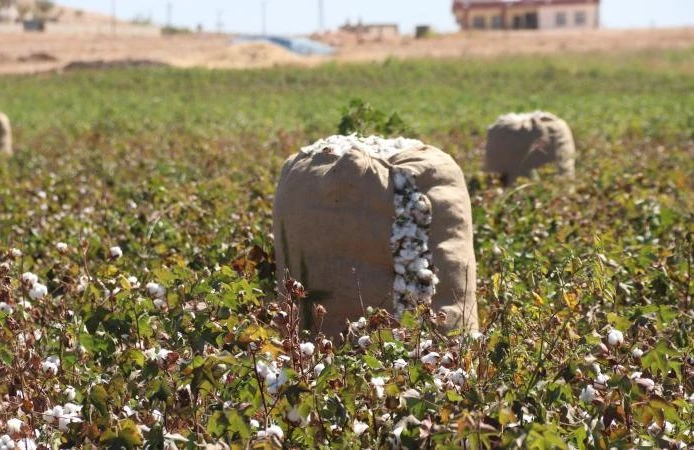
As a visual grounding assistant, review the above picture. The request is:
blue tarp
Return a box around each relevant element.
[232,35,335,56]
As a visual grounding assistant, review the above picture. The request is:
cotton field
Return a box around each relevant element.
[0,50,692,449]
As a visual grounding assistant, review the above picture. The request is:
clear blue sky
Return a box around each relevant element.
[58,0,694,35]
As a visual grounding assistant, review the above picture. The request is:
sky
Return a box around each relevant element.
[57,0,694,35]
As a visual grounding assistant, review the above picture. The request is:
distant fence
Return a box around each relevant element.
[0,23,161,36]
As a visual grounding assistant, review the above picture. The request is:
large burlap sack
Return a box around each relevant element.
[485,111,575,185]
[273,136,478,336]
[0,112,11,156]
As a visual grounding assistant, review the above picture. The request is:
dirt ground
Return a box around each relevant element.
[0,27,692,75]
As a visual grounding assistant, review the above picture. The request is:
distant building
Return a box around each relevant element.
[452,0,600,31]
[340,21,400,41]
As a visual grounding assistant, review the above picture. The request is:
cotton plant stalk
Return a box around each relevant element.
[273,135,478,336]
[485,111,575,186]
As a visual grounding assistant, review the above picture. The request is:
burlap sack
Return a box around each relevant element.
[485,111,575,185]
[273,139,478,336]
[0,112,11,156]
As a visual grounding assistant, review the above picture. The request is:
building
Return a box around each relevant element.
[452,0,600,31]
[339,21,400,41]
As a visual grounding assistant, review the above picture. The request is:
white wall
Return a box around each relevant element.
[539,4,599,30]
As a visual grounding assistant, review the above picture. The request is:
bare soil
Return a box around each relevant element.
[0,27,692,75]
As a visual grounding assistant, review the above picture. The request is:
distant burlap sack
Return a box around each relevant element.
[0,112,11,156]
[485,111,575,185]
[273,138,478,336]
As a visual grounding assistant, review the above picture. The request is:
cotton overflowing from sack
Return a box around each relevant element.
[485,111,575,185]
[0,112,11,156]
[273,135,478,336]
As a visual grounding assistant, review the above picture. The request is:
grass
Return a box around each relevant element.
[0,48,692,448]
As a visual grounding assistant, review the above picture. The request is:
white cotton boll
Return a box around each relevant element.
[394,263,406,275]
[663,421,674,434]
[647,422,662,436]
[152,410,163,423]
[353,419,369,436]
[249,419,260,429]
[420,352,439,365]
[21,272,38,285]
[469,331,484,341]
[258,424,284,440]
[41,361,58,376]
[299,342,315,357]
[358,335,372,349]
[631,348,644,358]
[56,242,68,253]
[371,377,385,398]
[6,418,23,434]
[416,269,435,283]
[606,329,624,346]
[10,248,22,258]
[265,369,289,395]
[109,246,123,259]
[579,384,596,403]
[398,248,419,262]
[314,363,325,377]
[393,358,407,370]
[146,282,166,299]
[409,258,428,272]
[393,276,407,294]
[394,172,407,191]
[449,368,467,386]
[255,360,274,379]
[0,435,15,450]
[286,407,308,426]
[153,299,166,309]
[0,303,13,315]
[29,282,48,300]
[595,374,609,385]
[635,377,655,391]
[127,276,140,288]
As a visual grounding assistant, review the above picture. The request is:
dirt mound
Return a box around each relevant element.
[63,59,169,72]
[173,42,307,69]
[18,52,58,63]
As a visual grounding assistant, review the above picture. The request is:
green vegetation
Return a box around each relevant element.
[0,49,692,448]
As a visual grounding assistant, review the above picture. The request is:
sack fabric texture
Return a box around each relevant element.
[0,112,11,156]
[485,111,575,185]
[273,140,478,336]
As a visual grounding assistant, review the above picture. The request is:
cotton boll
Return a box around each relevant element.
[64,386,76,401]
[631,348,643,358]
[146,282,166,299]
[299,342,315,357]
[10,248,22,258]
[371,376,385,398]
[21,272,38,285]
[606,329,624,346]
[29,282,48,300]
[0,435,15,450]
[416,269,435,283]
[393,276,407,293]
[0,303,13,315]
[56,242,68,253]
[420,352,440,365]
[358,335,372,349]
[257,424,284,440]
[579,385,597,403]
[314,363,325,377]
[6,418,23,435]
[394,263,406,275]
[353,419,369,436]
